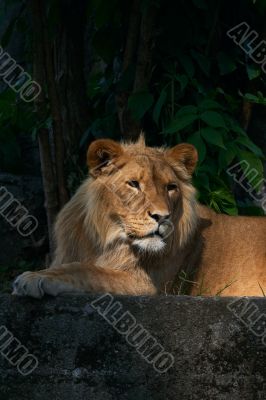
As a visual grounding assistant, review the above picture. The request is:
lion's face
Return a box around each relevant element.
[87,136,198,253]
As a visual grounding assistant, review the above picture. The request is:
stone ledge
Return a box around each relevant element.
[0,294,265,400]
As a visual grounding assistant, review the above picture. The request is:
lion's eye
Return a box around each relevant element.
[167,183,178,192]
[127,180,140,189]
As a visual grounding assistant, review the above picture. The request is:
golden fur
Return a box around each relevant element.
[13,136,266,298]
[190,205,266,296]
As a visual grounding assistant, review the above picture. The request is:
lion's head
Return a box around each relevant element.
[82,135,198,254]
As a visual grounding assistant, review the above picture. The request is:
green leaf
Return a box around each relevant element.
[236,150,264,190]
[256,91,266,105]
[243,93,259,102]
[0,93,16,122]
[193,172,210,190]
[153,89,167,125]
[218,143,237,169]
[235,136,265,158]
[164,105,198,133]
[228,120,246,135]
[175,105,198,116]
[199,157,218,175]
[246,63,261,80]
[192,0,208,9]
[217,52,237,75]
[191,50,210,76]
[200,127,226,149]
[200,111,226,129]
[209,188,238,215]
[164,113,198,133]
[179,55,195,79]
[175,74,188,91]
[128,91,154,121]
[191,78,206,94]
[198,99,223,111]
[187,131,206,164]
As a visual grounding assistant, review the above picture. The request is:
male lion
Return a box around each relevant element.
[13,136,266,298]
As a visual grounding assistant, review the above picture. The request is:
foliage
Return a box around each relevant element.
[84,0,266,215]
[0,0,265,215]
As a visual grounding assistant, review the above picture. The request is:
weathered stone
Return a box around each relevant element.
[0,173,46,265]
[0,294,265,400]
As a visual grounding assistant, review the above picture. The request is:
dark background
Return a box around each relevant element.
[0,0,265,290]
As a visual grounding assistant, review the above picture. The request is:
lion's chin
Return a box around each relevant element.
[132,235,166,253]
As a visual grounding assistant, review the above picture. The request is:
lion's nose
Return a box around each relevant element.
[148,211,170,223]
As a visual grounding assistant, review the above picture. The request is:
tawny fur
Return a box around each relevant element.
[13,136,266,298]
[190,205,266,296]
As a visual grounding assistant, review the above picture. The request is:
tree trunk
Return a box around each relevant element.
[54,0,90,152]
[123,0,140,72]
[30,0,59,254]
[117,2,158,141]
[39,0,69,208]
[116,0,141,141]
[133,5,157,92]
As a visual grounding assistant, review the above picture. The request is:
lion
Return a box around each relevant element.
[13,135,266,298]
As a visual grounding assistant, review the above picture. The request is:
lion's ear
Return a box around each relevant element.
[87,139,123,176]
[166,143,198,175]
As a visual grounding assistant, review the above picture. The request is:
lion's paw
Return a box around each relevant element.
[12,271,45,299]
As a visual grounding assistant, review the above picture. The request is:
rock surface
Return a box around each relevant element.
[0,173,46,265]
[0,294,265,400]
